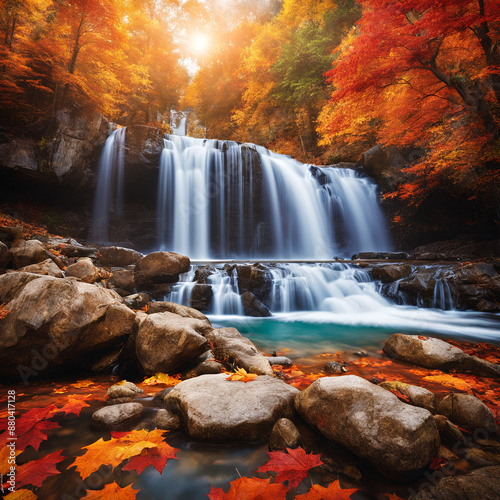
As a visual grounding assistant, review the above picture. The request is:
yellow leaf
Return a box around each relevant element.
[226,368,258,383]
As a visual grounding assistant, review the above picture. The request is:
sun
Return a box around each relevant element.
[190,33,211,56]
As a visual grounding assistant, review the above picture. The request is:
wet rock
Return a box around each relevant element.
[397,270,436,301]
[411,465,500,500]
[235,264,272,302]
[146,301,211,323]
[240,291,271,317]
[352,251,412,260]
[0,241,11,268]
[109,269,136,292]
[354,350,368,357]
[18,258,64,277]
[135,251,190,287]
[135,312,211,375]
[383,334,500,378]
[164,374,299,440]
[65,258,99,283]
[437,394,497,432]
[455,263,497,285]
[124,125,165,169]
[266,356,293,368]
[372,264,413,283]
[190,284,213,312]
[58,244,97,258]
[107,381,143,399]
[153,409,181,430]
[463,448,500,467]
[10,239,47,268]
[205,327,273,376]
[379,381,436,413]
[0,273,136,379]
[193,265,217,284]
[433,415,466,445]
[154,387,174,401]
[91,403,144,430]
[269,418,301,451]
[99,246,143,267]
[106,397,133,405]
[123,292,151,310]
[324,361,348,374]
[185,359,225,378]
[295,375,440,481]
[90,349,121,373]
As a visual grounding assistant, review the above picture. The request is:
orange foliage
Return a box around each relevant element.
[83,483,137,499]
[141,373,182,387]
[226,368,258,383]
[14,450,65,488]
[208,477,288,500]
[295,481,358,499]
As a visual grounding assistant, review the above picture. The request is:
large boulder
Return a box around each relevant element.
[10,239,47,268]
[65,258,99,283]
[205,327,273,376]
[146,301,210,322]
[18,259,64,278]
[455,263,497,285]
[383,334,500,378]
[437,394,497,432]
[135,251,190,287]
[135,312,211,375]
[99,246,143,267]
[164,374,299,440]
[0,272,136,379]
[295,375,440,481]
[411,466,500,500]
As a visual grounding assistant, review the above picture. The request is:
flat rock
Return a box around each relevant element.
[153,409,181,430]
[146,301,210,322]
[91,403,144,430]
[437,394,497,432]
[10,239,47,268]
[135,251,190,286]
[65,258,99,283]
[383,334,500,378]
[99,246,143,267]
[18,258,64,277]
[380,381,436,413]
[411,466,500,500]
[107,381,143,399]
[205,327,273,376]
[269,418,301,450]
[135,312,211,375]
[164,374,299,440]
[295,375,440,481]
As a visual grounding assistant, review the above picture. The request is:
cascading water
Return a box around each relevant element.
[91,129,391,259]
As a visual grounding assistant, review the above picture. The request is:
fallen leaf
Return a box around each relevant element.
[72,379,94,389]
[226,368,258,383]
[4,490,38,500]
[208,477,287,500]
[17,421,60,452]
[73,429,176,480]
[0,446,20,475]
[122,441,179,474]
[83,483,137,499]
[257,447,323,489]
[295,481,358,499]
[15,450,65,488]
[142,373,182,386]
[423,374,472,392]
[389,389,410,403]
[429,457,447,471]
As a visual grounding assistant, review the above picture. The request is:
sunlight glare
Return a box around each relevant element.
[190,33,211,56]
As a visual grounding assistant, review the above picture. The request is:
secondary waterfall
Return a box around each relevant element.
[91,130,391,259]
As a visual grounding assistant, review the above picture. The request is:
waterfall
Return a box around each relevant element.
[432,268,455,310]
[92,130,392,259]
[91,127,126,243]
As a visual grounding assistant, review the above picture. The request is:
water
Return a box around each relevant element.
[91,130,391,259]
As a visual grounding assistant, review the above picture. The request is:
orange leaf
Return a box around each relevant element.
[423,374,472,392]
[257,447,323,489]
[58,395,92,417]
[226,368,258,383]
[122,441,179,475]
[389,390,410,403]
[15,450,65,488]
[4,490,38,500]
[296,481,358,499]
[141,373,182,386]
[83,483,137,499]
[208,477,287,500]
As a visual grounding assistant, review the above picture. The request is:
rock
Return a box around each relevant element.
[0,225,23,245]
[372,264,413,283]
[0,273,136,379]
[190,284,213,312]
[437,394,497,432]
[235,264,272,301]
[106,397,133,405]
[135,251,190,287]
[146,301,210,322]
[455,263,497,285]
[109,269,136,292]
[91,403,144,430]
[379,381,436,413]
[107,381,143,399]
[351,251,412,260]
[164,374,299,440]
[0,241,11,268]
[433,415,466,445]
[58,244,97,258]
[295,375,440,481]
[65,258,99,283]
[463,449,500,467]
[411,466,500,500]
[269,418,301,451]
[99,246,143,267]
[240,291,271,317]
[189,359,225,377]
[205,327,274,376]
[135,312,211,375]
[123,292,151,310]
[154,388,174,401]
[91,349,121,373]
[194,265,217,284]
[324,361,348,374]
[153,409,181,430]
[397,270,436,300]
[383,334,500,378]
[10,239,47,268]
[266,356,293,368]
[354,350,368,357]
[17,259,64,277]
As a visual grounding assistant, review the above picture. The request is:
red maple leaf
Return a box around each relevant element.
[257,447,323,489]
[14,450,65,488]
[295,481,358,499]
[16,420,60,452]
[208,477,287,500]
[429,457,446,471]
[122,441,179,475]
[58,396,91,417]
[14,405,58,436]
